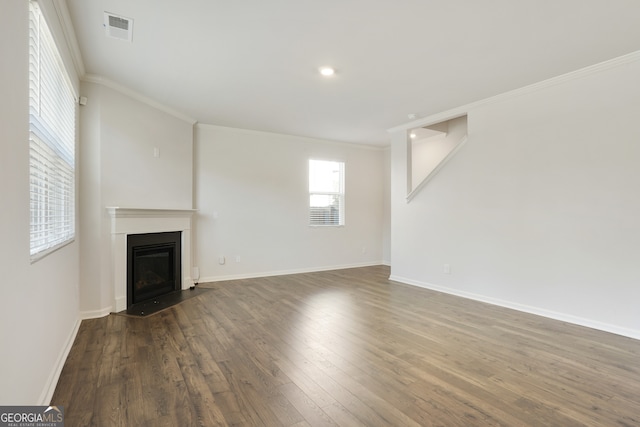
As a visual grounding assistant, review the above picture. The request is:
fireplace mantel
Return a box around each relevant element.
[107,207,196,312]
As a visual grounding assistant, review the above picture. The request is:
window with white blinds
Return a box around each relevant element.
[309,159,345,226]
[29,1,76,260]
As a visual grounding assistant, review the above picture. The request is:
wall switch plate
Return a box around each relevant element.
[443,264,451,274]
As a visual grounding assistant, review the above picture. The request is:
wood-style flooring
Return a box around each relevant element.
[52,266,640,426]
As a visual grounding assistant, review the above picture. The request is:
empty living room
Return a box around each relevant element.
[1,0,639,426]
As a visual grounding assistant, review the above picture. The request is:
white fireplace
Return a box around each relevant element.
[107,207,196,312]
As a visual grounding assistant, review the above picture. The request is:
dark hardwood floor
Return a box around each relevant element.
[52,266,640,426]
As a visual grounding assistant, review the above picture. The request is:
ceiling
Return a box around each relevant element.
[65,0,640,146]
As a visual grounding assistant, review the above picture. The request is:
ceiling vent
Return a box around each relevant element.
[104,12,134,42]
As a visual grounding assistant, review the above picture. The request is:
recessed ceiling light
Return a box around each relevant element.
[410,133,417,139]
[319,67,335,77]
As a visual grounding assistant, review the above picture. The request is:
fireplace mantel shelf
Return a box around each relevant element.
[107,207,197,218]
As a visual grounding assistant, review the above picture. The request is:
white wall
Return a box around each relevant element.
[0,0,81,404]
[98,85,194,210]
[79,81,194,316]
[390,54,640,339]
[195,125,386,280]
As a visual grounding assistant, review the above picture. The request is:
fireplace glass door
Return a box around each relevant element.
[127,232,181,307]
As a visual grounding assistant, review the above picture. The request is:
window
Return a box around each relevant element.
[29,1,76,260]
[309,159,345,226]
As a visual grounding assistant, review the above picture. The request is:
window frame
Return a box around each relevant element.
[308,158,345,227]
[28,0,77,262]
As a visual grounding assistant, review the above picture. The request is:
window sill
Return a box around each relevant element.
[30,238,75,264]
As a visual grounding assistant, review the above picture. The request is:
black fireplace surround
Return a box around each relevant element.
[127,231,182,308]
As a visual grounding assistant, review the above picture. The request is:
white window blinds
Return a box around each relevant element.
[29,1,76,260]
[309,159,345,226]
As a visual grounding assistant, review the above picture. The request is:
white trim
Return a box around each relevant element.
[39,317,81,405]
[80,307,113,319]
[388,50,640,133]
[199,261,384,283]
[30,239,75,264]
[83,74,198,125]
[389,275,640,341]
[105,207,198,220]
[51,0,85,78]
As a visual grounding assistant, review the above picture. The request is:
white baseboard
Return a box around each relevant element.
[80,306,113,319]
[114,295,127,313]
[389,275,640,341]
[199,261,384,283]
[39,317,81,405]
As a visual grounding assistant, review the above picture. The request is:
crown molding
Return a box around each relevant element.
[388,50,640,133]
[83,74,198,125]
[51,0,85,78]
[197,123,386,151]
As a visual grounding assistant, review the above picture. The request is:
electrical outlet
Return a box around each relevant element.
[219,256,225,265]
[443,264,451,274]
[235,256,241,263]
